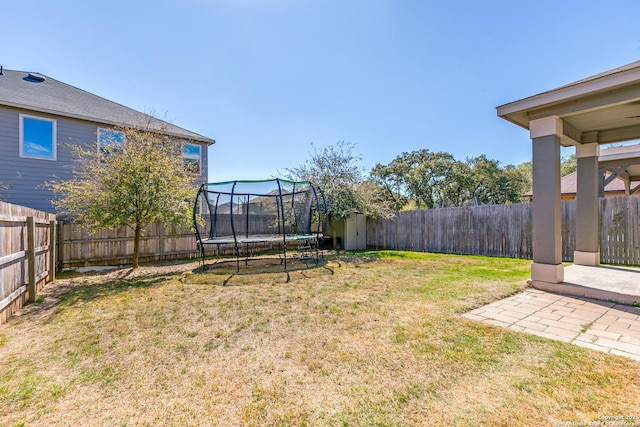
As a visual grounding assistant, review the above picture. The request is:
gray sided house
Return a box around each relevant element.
[0,68,215,213]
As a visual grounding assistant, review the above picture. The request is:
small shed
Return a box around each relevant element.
[328,213,367,250]
[343,213,367,251]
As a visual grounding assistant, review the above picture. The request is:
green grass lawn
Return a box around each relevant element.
[1,251,639,426]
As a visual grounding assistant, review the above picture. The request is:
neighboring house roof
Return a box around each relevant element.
[523,171,630,198]
[215,191,282,214]
[524,144,640,199]
[0,69,214,144]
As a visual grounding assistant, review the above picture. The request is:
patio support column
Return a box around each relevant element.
[530,117,563,284]
[574,143,600,266]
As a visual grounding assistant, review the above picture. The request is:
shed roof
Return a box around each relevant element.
[0,69,214,144]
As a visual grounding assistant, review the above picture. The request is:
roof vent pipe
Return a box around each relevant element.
[0,66,3,75]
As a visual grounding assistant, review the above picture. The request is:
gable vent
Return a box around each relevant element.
[24,73,46,83]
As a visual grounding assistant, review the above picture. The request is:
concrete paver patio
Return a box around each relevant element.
[464,288,640,361]
[534,264,640,306]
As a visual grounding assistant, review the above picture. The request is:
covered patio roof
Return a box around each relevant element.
[498,60,640,146]
[497,60,640,291]
[498,61,640,196]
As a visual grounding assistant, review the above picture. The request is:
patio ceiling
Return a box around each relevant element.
[497,60,640,146]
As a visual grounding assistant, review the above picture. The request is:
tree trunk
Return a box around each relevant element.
[133,222,142,269]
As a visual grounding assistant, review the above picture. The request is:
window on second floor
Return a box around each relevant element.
[183,143,201,174]
[97,127,125,156]
[19,114,57,160]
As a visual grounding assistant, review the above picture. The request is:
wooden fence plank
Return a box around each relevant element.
[27,217,36,303]
[0,251,26,268]
[0,201,56,324]
[0,202,56,323]
[49,220,56,282]
[0,285,27,312]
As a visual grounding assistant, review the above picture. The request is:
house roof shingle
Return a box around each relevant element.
[0,69,214,144]
[524,144,640,197]
[523,171,631,197]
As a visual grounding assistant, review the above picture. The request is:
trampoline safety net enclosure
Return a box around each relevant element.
[193,179,326,270]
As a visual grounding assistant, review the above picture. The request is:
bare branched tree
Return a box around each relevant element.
[286,141,395,249]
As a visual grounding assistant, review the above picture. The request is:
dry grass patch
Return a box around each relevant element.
[1,252,639,426]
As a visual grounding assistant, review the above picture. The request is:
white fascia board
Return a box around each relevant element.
[599,151,640,163]
[497,66,640,119]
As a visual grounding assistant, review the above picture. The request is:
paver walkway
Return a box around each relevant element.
[464,288,640,361]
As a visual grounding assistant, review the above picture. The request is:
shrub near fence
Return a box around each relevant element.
[0,201,56,324]
[367,196,640,266]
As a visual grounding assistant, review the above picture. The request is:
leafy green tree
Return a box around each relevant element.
[465,155,526,204]
[561,153,577,176]
[369,161,408,210]
[48,123,197,268]
[372,150,531,208]
[501,162,531,202]
[352,180,398,219]
[371,149,464,208]
[510,154,576,201]
[510,160,532,197]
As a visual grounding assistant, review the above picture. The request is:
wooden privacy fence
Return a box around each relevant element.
[53,196,640,268]
[58,221,199,268]
[599,196,640,265]
[57,214,274,268]
[0,202,56,324]
[368,203,533,259]
[367,196,640,266]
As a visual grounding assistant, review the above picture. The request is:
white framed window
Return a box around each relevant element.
[19,114,57,160]
[183,143,201,173]
[97,127,125,156]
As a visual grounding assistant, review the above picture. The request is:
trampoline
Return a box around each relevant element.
[193,179,326,271]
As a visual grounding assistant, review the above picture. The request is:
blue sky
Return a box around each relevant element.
[2,0,640,182]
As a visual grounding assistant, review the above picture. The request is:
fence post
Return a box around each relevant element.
[49,220,56,282]
[159,222,165,261]
[27,216,36,303]
[57,222,64,271]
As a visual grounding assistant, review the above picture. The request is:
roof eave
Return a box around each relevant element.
[497,63,640,129]
[0,100,215,145]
